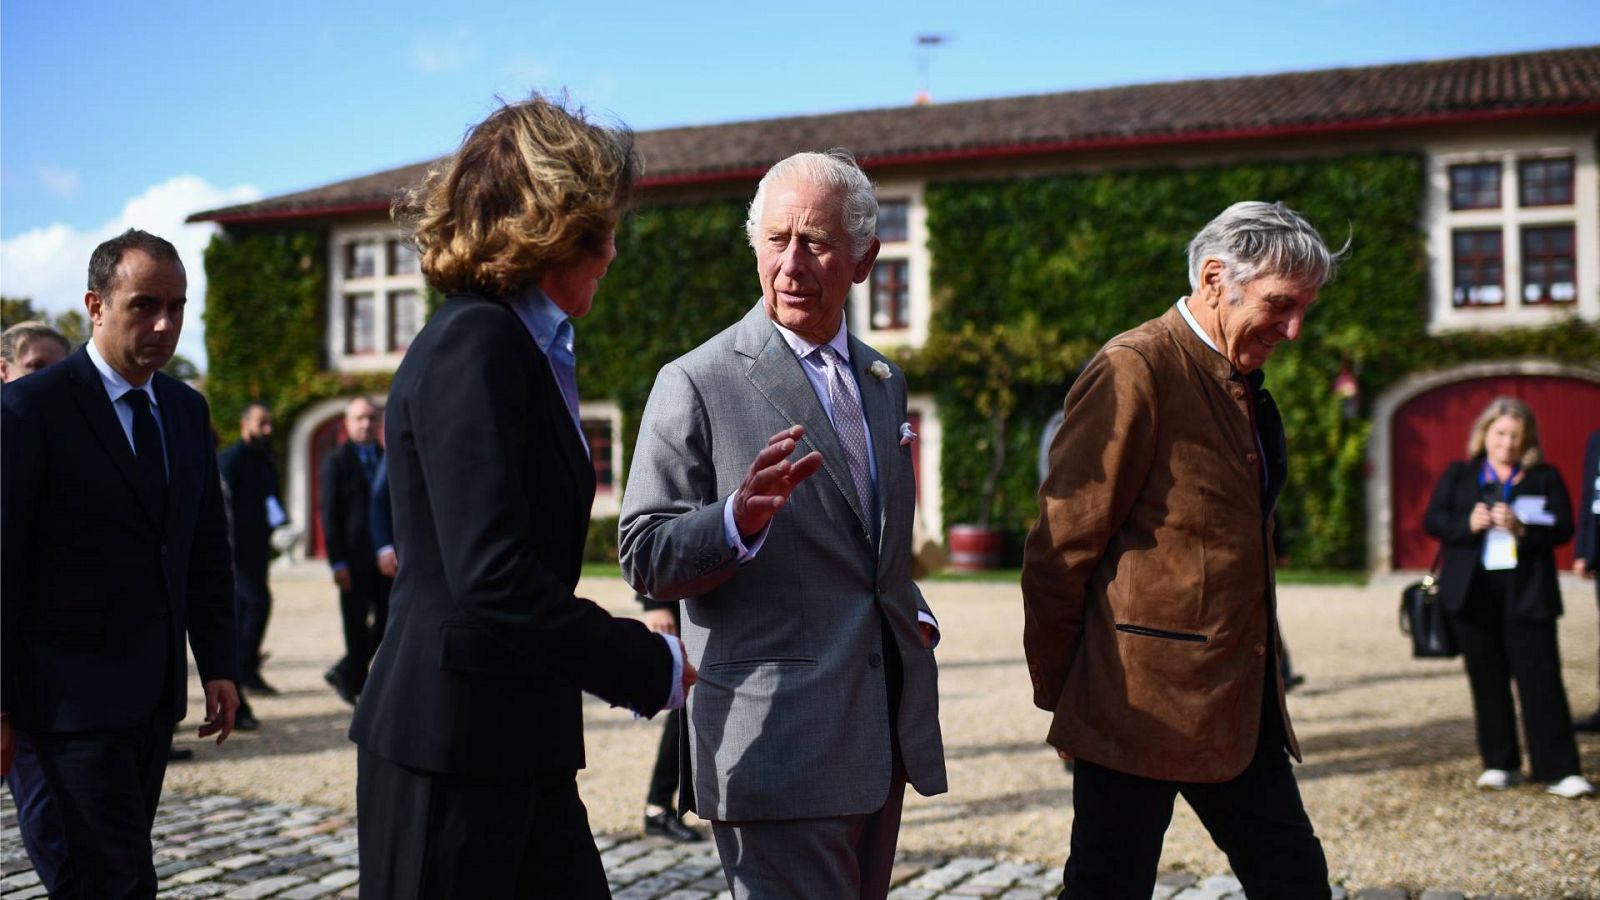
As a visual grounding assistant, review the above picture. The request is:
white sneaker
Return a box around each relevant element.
[1546,775,1596,799]
[1476,768,1519,790]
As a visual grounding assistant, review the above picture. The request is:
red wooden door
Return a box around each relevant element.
[307,414,346,559]
[1391,375,1600,569]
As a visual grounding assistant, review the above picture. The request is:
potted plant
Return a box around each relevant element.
[912,316,1094,569]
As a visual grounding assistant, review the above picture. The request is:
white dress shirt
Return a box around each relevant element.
[85,338,169,478]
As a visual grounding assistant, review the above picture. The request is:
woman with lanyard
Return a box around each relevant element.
[1424,396,1594,798]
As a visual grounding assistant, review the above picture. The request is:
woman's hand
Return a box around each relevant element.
[1469,502,1493,533]
[1489,502,1524,536]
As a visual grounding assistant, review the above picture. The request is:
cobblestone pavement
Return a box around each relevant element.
[0,790,1527,899]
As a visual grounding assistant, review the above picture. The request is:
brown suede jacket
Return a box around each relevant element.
[1021,305,1297,783]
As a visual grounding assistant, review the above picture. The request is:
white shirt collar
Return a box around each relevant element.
[1176,296,1223,357]
[86,337,158,407]
[768,307,850,364]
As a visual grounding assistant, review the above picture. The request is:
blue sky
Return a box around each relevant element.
[4,0,1598,367]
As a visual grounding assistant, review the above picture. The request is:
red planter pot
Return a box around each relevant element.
[946,524,1004,571]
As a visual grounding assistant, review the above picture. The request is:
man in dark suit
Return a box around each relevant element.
[2,228,239,897]
[348,94,694,899]
[320,396,390,705]
[1575,427,1600,732]
[218,401,283,717]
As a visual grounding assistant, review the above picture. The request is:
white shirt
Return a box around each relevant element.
[86,338,169,478]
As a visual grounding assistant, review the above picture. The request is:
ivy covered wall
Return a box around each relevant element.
[202,152,1599,569]
[203,231,392,445]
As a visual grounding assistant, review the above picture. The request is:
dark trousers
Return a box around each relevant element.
[6,713,174,899]
[334,569,391,694]
[1061,706,1328,899]
[356,748,609,899]
[645,707,682,810]
[1449,568,1582,781]
[235,566,273,678]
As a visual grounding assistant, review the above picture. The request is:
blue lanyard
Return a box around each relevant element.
[1479,461,1520,501]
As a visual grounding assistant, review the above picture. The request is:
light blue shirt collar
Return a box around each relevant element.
[85,337,159,408]
[768,306,850,364]
[505,285,570,358]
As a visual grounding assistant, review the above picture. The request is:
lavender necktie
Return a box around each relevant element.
[818,345,875,525]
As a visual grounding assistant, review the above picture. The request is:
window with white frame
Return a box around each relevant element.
[1427,135,1597,331]
[850,183,930,348]
[329,227,428,370]
[578,401,625,516]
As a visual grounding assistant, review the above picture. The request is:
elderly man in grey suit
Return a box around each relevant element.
[620,149,947,899]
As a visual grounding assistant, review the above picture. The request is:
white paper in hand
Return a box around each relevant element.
[1511,495,1555,526]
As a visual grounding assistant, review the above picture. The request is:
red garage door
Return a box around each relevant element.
[1391,375,1600,570]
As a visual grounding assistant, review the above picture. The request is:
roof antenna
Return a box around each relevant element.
[915,34,947,105]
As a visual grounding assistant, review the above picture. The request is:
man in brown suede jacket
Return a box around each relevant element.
[1022,201,1343,899]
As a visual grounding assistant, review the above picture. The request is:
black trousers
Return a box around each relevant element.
[1061,700,1328,899]
[1449,568,1582,781]
[645,707,682,810]
[356,748,609,899]
[235,565,273,678]
[8,712,174,899]
[334,568,391,694]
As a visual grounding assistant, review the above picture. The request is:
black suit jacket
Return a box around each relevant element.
[348,294,673,777]
[321,440,381,576]
[1577,430,1600,569]
[1,348,237,732]
[218,438,280,579]
[1424,458,1573,621]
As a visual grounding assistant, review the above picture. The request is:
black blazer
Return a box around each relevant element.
[1,348,237,732]
[1577,430,1600,569]
[1423,458,1574,622]
[218,438,280,578]
[348,294,672,777]
[321,440,381,575]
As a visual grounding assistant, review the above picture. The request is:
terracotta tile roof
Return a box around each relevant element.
[191,45,1600,224]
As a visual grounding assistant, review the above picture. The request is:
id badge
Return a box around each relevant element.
[1482,527,1517,571]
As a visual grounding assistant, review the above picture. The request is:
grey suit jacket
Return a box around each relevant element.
[620,303,947,822]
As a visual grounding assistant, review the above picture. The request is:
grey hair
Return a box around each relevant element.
[1186,201,1346,291]
[1,320,69,362]
[745,149,879,261]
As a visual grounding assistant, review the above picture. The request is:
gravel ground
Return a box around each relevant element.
[165,564,1600,897]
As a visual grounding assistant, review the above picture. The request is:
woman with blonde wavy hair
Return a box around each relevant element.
[350,94,694,898]
[1423,396,1594,799]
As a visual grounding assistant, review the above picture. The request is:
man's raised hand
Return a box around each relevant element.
[733,425,824,538]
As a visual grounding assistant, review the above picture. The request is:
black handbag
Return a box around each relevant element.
[1399,550,1457,659]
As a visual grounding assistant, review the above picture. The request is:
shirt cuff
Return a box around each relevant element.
[722,495,769,563]
[662,634,685,711]
[329,562,349,573]
[918,610,941,649]
[376,545,395,558]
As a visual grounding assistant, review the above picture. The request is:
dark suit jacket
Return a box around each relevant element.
[1424,458,1573,621]
[218,438,280,579]
[348,293,673,777]
[321,440,381,577]
[1,348,237,732]
[1577,430,1600,569]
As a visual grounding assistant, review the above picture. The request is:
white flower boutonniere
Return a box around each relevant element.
[869,360,892,381]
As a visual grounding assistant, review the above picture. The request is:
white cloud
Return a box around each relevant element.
[411,28,477,73]
[35,164,81,198]
[0,175,261,372]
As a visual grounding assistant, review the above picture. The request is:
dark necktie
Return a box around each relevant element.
[124,390,168,520]
[359,445,377,484]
